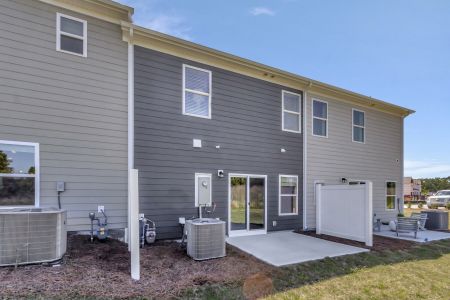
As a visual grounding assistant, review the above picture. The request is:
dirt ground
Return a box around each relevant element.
[297,230,416,251]
[0,234,275,299]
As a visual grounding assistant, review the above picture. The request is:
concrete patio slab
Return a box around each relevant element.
[374,225,450,243]
[226,231,369,267]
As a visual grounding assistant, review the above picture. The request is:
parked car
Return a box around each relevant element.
[427,190,450,208]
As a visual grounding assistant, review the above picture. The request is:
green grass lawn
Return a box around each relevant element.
[404,207,450,229]
[182,239,450,299]
[266,248,450,299]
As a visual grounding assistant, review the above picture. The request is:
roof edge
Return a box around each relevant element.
[131,25,414,117]
[38,0,133,24]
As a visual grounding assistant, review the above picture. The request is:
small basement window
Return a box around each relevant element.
[312,99,328,137]
[0,141,39,207]
[56,13,87,57]
[352,109,365,143]
[183,65,212,119]
[279,175,298,215]
[386,181,396,210]
[282,91,302,133]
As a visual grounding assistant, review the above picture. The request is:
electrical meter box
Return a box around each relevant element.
[195,173,211,207]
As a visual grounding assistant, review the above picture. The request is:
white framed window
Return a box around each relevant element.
[279,175,298,215]
[386,181,397,210]
[282,90,302,133]
[312,99,328,137]
[56,13,87,57]
[0,141,39,207]
[183,65,212,119]
[195,173,212,207]
[352,109,365,143]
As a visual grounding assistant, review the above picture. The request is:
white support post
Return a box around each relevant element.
[365,181,373,247]
[129,169,140,280]
[315,183,322,235]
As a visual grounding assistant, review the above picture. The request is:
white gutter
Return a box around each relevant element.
[127,27,134,247]
[126,26,140,281]
[302,90,308,230]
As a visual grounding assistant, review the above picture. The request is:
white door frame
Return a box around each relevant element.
[228,173,268,237]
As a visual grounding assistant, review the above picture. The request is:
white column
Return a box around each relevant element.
[315,183,322,234]
[365,181,373,247]
[129,169,140,280]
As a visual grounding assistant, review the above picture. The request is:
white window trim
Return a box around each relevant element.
[282,90,302,133]
[182,64,212,119]
[194,173,212,207]
[0,140,40,208]
[279,174,299,216]
[312,98,328,138]
[352,108,365,144]
[56,13,87,58]
[385,180,397,211]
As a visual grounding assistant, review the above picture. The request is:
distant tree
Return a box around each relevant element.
[420,177,450,193]
[28,166,35,175]
[0,151,12,173]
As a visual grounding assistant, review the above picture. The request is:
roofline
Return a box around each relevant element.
[38,0,133,24]
[128,25,414,117]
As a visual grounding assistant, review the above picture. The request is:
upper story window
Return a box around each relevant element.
[282,91,301,133]
[352,109,365,143]
[386,181,396,210]
[56,13,87,57]
[183,64,212,119]
[279,175,298,215]
[0,141,39,207]
[312,99,328,137]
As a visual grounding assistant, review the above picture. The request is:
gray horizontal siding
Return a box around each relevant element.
[305,92,404,229]
[0,0,128,231]
[135,47,303,239]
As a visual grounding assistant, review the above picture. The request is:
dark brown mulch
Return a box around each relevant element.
[296,230,416,252]
[0,234,275,300]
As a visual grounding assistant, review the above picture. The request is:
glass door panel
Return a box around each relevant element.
[249,177,265,230]
[230,176,247,231]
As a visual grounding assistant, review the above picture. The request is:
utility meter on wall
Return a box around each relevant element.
[195,173,212,207]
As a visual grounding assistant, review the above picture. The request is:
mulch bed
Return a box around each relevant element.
[296,230,417,252]
[0,234,275,299]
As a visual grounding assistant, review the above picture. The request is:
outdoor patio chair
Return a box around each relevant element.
[410,212,428,230]
[396,217,420,239]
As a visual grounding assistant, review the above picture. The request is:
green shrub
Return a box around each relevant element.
[446,202,450,210]
[418,202,423,208]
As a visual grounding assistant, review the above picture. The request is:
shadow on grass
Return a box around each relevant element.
[179,239,450,300]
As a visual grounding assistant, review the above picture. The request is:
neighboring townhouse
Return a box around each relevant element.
[0,0,133,232]
[304,94,410,229]
[403,177,421,201]
[1,0,414,241]
[134,47,304,239]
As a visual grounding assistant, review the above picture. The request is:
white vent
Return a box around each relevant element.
[186,218,226,260]
[0,208,67,266]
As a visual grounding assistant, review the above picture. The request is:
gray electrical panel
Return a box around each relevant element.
[56,181,65,192]
[196,174,211,206]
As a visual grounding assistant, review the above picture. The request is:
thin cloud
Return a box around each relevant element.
[144,15,191,40]
[250,7,275,16]
[117,0,192,40]
[405,160,450,178]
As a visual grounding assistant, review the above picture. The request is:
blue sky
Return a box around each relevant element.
[118,0,450,178]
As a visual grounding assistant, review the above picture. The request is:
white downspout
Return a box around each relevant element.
[126,26,140,281]
[127,27,134,248]
[302,89,308,230]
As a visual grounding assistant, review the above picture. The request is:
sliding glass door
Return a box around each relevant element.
[229,174,266,235]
